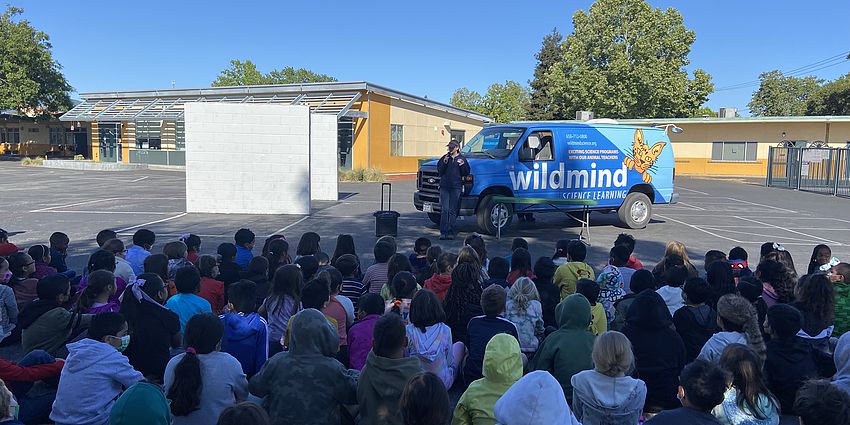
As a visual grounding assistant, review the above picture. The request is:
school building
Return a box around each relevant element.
[58,82,492,172]
[619,115,850,176]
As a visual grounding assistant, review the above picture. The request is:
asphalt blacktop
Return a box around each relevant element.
[2,162,849,275]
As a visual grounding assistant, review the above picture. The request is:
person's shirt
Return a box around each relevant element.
[436,152,470,188]
[463,314,519,382]
[348,314,380,370]
[340,278,364,310]
[357,351,422,425]
[234,245,253,270]
[216,261,242,286]
[50,338,144,425]
[656,285,685,317]
[9,277,38,308]
[673,304,719,363]
[405,322,457,388]
[697,331,747,363]
[362,262,389,295]
[198,277,226,313]
[505,299,544,353]
[588,302,608,335]
[553,262,595,300]
[20,304,93,357]
[164,351,249,425]
[0,285,17,344]
[49,247,69,273]
[32,261,57,280]
[646,407,722,425]
[625,255,643,270]
[571,369,647,425]
[711,387,779,425]
[166,293,212,334]
[114,257,136,287]
[619,266,637,293]
[336,294,355,326]
[323,295,349,346]
[125,245,150,276]
[121,300,180,381]
[260,295,300,344]
[408,253,428,275]
[85,302,120,314]
[219,312,269,377]
[0,242,18,257]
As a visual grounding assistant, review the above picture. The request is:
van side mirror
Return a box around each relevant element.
[526,134,541,150]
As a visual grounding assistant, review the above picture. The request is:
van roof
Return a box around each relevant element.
[500,120,665,131]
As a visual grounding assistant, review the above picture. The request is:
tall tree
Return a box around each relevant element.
[545,0,713,119]
[212,60,336,87]
[0,6,72,113]
[450,81,530,123]
[748,70,822,116]
[527,28,563,120]
[806,72,850,116]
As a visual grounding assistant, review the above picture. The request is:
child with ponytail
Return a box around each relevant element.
[385,271,418,324]
[164,313,248,425]
[77,270,119,314]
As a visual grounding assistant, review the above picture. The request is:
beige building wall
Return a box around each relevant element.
[389,99,484,157]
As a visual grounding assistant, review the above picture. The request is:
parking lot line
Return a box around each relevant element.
[266,216,309,237]
[655,214,743,244]
[29,197,123,212]
[734,216,841,246]
[726,197,798,214]
[115,213,188,233]
[676,186,712,196]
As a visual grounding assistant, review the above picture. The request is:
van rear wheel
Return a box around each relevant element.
[618,192,652,229]
[427,213,441,225]
[477,195,513,235]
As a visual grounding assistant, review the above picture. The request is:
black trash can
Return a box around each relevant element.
[374,182,400,237]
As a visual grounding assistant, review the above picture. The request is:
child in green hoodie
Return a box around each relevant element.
[553,240,595,301]
[453,333,523,425]
[357,313,422,425]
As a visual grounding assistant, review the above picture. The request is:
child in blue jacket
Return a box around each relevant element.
[220,280,269,377]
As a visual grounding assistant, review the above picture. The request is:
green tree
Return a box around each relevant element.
[527,28,564,120]
[212,60,336,87]
[748,70,822,116]
[689,106,718,118]
[450,87,484,112]
[450,81,530,123]
[545,0,713,119]
[0,6,72,113]
[806,72,850,116]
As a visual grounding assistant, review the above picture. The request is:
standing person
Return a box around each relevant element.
[233,229,255,270]
[437,139,469,240]
[119,273,181,381]
[164,313,248,425]
[571,331,647,425]
[126,229,155,276]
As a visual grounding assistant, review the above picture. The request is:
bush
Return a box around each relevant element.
[20,157,43,166]
[73,154,85,161]
[339,167,385,182]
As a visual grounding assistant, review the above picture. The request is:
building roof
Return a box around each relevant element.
[60,81,493,123]
[617,116,850,124]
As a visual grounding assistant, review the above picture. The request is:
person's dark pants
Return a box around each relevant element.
[14,350,58,425]
[439,185,461,236]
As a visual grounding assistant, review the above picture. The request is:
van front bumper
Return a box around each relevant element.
[670,192,679,204]
[414,191,478,216]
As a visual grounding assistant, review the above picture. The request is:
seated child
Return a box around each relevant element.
[454,334,523,424]
[656,263,688,316]
[348,293,384,370]
[553,240,595,300]
[482,256,510,290]
[728,246,753,284]
[698,294,764,364]
[384,271,418,324]
[577,278,607,335]
[408,237,431,276]
[505,277,544,354]
[406,289,465,389]
[219,280,269,377]
[611,269,655,332]
[50,312,143,425]
[793,380,850,425]
[249,309,357,425]
[463,285,519,384]
[424,252,457,300]
[495,370,582,425]
[644,360,726,424]
[399,372,451,425]
[109,381,171,425]
[321,268,352,365]
[20,275,93,357]
[673,277,719,362]
[166,266,212,334]
[357,314,422,425]
[608,244,635,293]
[77,270,119,314]
[615,233,643,270]
[0,349,63,424]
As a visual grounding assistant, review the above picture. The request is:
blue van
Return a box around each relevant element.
[414,121,679,235]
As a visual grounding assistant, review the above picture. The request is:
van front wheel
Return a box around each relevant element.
[477,195,513,235]
[618,192,652,229]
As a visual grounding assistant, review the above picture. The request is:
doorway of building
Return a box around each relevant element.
[98,123,120,162]
[450,129,466,145]
[338,118,354,169]
[73,128,88,158]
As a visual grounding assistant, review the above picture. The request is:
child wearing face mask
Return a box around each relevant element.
[50,312,143,425]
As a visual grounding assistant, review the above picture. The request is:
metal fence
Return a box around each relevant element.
[767,147,850,197]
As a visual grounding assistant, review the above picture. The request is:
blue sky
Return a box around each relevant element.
[14,0,850,115]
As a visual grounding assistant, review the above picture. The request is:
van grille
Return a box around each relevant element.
[419,170,440,193]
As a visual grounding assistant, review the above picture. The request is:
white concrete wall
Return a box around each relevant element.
[310,114,338,201]
[184,103,311,214]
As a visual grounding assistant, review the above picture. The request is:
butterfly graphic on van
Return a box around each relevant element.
[623,129,666,184]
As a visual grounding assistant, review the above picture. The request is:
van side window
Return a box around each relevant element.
[519,131,554,162]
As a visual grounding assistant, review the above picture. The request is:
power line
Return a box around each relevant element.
[714,50,850,92]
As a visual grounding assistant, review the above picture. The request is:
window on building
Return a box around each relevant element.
[28,128,39,133]
[0,128,20,144]
[136,121,162,150]
[175,120,185,150]
[49,127,69,145]
[711,141,758,162]
[450,129,466,145]
[390,124,404,157]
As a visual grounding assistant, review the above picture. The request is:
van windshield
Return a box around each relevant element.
[461,126,526,159]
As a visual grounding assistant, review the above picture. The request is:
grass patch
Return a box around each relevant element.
[73,154,85,161]
[339,167,385,182]
[20,157,43,166]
